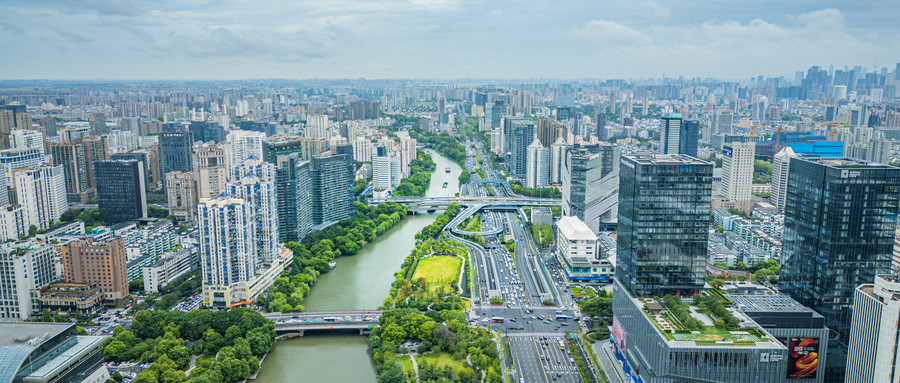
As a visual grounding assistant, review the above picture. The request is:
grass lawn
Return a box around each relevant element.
[397,355,414,374]
[420,352,466,370]
[571,288,596,298]
[412,256,462,290]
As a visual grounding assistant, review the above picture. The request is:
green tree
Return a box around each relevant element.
[104,341,127,362]
[378,363,407,383]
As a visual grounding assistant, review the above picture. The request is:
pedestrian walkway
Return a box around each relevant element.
[410,354,419,383]
[593,341,627,383]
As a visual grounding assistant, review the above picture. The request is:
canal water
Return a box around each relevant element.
[254,146,461,383]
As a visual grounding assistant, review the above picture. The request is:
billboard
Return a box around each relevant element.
[612,317,625,349]
[785,337,819,379]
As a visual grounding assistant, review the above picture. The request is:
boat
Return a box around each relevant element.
[442,182,448,188]
[445,167,451,173]
[328,261,337,270]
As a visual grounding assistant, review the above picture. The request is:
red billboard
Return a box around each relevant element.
[786,337,819,379]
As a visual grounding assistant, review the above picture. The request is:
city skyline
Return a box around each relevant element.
[1,1,897,80]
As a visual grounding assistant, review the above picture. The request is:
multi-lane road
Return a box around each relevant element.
[449,140,601,383]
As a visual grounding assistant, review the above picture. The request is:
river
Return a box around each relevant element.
[254,145,462,383]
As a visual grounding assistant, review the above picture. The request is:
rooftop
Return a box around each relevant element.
[727,294,821,315]
[802,156,899,169]
[624,153,710,166]
[555,216,597,241]
[0,323,71,347]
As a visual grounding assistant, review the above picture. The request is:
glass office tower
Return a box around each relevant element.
[616,154,713,297]
[780,157,900,382]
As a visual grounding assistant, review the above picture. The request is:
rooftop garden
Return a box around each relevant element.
[642,293,770,346]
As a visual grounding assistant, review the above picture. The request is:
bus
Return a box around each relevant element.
[491,317,504,323]
[323,317,341,322]
[558,339,565,350]
[555,314,568,321]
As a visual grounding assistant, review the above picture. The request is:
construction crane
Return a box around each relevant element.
[824,122,866,141]
[723,123,774,142]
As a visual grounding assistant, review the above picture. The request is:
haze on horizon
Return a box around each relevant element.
[0,0,897,80]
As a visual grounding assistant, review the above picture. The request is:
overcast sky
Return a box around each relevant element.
[1,0,897,80]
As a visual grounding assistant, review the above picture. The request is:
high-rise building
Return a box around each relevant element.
[15,113,32,131]
[491,100,506,130]
[549,137,566,184]
[60,237,128,303]
[502,117,535,179]
[562,144,619,233]
[9,129,43,151]
[0,147,44,181]
[712,109,734,136]
[660,113,683,155]
[0,241,57,319]
[349,101,381,120]
[40,116,56,137]
[275,154,312,243]
[227,161,279,267]
[0,109,14,149]
[94,160,147,224]
[49,137,108,203]
[780,158,900,381]
[306,115,330,140]
[310,153,354,225]
[165,171,198,222]
[198,196,256,308]
[617,154,713,297]
[192,142,227,199]
[225,130,266,172]
[159,131,194,177]
[679,120,700,157]
[526,139,549,188]
[847,274,900,383]
[535,117,567,148]
[188,121,225,143]
[372,155,401,190]
[353,137,374,163]
[89,112,107,135]
[771,146,798,213]
[720,141,755,205]
[13,164,67,230]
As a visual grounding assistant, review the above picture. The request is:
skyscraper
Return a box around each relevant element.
[94,160,147,224]
[679,120,700,157]
[50,137,108,203]
[198,195,256,308]
[535,117,567,148]
[562,144,619,233]
[780,158,900,381]
[159,131,194,177]
[0,109,14,149]
[192,143,227,199]
[165,171,198,222]
[526,139,549,188]
[188,121,225,143]
[660,113,683,155]
[225,130,266,172]
[89,112,107,135]
[720,141,755,210]
[549,137,566,184]
[0,242,56,319]
[846,274,900,383]
[13,164,67,231]
[502,117,535,179]
[306,115,330,140]
[275,154,312,243]
[771,146,798,213]
[310,153,354,225]
[617,154,713,297]
[227,160,279,267]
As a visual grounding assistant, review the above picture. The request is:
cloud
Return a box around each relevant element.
[51,27,95,43]
[0,21,25,35]
[57,0,139,16]
[577,20,652,45]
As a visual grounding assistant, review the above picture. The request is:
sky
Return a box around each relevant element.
[0,0,898,80]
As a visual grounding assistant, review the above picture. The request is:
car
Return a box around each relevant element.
[314,318,322,322]
[543,320,551,324]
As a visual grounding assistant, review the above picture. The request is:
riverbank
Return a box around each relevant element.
[254,147,463,383]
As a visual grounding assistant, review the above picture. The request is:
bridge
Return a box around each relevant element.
[369,196,561,212]
[269,310,384,336]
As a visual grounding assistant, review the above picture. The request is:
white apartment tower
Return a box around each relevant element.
[720,141,755,203]
[306,115,330,140]
[771,146,798,213]
[14,164,67,230]
[353,137,374,163]
[224,130,266,174]
[847,274,900,383]
[193,143,228,199]
[0,242,57,319]
[526,139,549,188]
[198,196,256,306]
[549,136,566,184]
